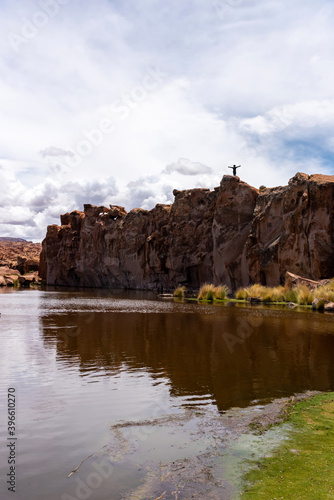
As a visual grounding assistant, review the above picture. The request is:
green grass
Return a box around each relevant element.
[242,392,334,499]
[284,287,299,303]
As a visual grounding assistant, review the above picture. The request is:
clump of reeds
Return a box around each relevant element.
[313,284,334,303]
[214,285,229,300]
[198,284,216,301]
[325,278,334,291]
[260,287,275,302]
[237,284,292,303]
[235,288,249,300]
[245,284,266,300]
[197,283,229,301]
[173,286,186,298]
[271,286,286,302]
[283,288,299,303]
[235,279,334,306]
[295,285,314,305]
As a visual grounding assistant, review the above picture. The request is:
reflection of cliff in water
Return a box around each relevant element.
[41,305,334,411]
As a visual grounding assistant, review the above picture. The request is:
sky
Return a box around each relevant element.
[1,0,334,241]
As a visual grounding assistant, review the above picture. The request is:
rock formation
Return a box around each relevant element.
[0,240,41,272]
[39,173,334,291]
[0,240,42,286]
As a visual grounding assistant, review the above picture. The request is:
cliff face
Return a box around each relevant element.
[241,173,334,287]
[39,173,334,290]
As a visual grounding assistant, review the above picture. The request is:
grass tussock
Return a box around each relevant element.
[283,288,299,303]
[314,285,334,303]
[238,283,316,304]
[198,284,216,301]
[235,288,249,300]
[198,283,229,301]
[242,284,287,302]
[246,284,266,299]
[214,285,229,300]
[295,285,314,305]
[195,278,334,307]
[237,279,334,306]
[173,286,186,298]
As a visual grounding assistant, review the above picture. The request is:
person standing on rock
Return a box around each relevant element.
[228,165,241,176]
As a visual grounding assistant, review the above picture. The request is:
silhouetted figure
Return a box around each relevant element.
[228,164,241,176]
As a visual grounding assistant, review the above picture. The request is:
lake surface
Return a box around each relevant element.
[1,288,334,499]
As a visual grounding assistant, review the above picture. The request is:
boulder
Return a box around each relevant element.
[18,273,40,287]
[285,272,321,290]
[312,298,326,310]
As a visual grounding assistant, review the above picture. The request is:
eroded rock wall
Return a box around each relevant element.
[241,173,334,286]
[39,173,334,290]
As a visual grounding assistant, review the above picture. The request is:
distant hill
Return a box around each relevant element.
[0,237,27,242]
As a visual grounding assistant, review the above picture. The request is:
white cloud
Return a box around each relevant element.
[163,158,212,176]
[0,0,333,239]
[239,100,334,137]
[39,146,75,158]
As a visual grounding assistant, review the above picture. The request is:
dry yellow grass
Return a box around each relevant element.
[198,283,229,301]
[173,286,186,298]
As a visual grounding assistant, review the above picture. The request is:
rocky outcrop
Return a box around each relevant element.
[285,271,331,290]
[0,266,40,287]
[0,240,41,272]
[39,173,334,291]
[240,173,334,287]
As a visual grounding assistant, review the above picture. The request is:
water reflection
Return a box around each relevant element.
[40,297,334,411]
[2,289,334,499]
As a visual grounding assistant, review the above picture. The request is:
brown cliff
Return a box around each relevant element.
[39,173,334,291]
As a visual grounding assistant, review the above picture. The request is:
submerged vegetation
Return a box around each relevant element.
[243,392,334,498]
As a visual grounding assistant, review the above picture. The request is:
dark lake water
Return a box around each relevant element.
[1,288,334,499]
